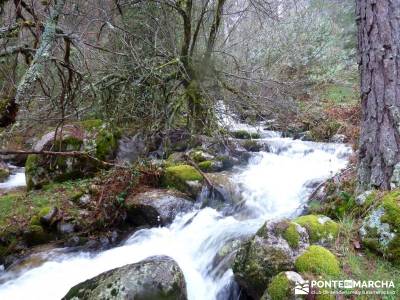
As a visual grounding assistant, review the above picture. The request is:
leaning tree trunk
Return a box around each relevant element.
[0,0,66,128]
[357,0,400,191]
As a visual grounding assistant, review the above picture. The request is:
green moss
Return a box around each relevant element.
[231,130,261,139]
[380,191,400,262]
[79,119,103,130]
[294,215,339,244]
[190,151,208,163]
[30,206,51,226]
[25,154,40,190]
[95,129,118,161]
[381,191,400,231]
[282,223,300,248]
[198,160,213,172]
[322,84,357,104]
[0,192,25,226]
[267,272,290,300]
[162,165,203,194]
[295,245,340,276]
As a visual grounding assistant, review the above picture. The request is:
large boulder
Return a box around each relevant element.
[125,189,194,226]
[232,219,309,299]
[360,190,400,263]
[63,256,187,300]
[25,120,120,190]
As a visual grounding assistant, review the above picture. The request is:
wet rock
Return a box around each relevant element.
[262,271,306,300]
[161,164,204,198]
[125,189,194,226]
[359,190,400,263]
[296,131,313,141]
[62,256,187,300]
[232,220,309,299]
[330,134,347,143]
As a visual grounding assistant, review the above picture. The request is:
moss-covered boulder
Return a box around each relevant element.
[293,215,339,245]
[360,190,400,263]
[198,160,223,172]
[262,271,306,300]
[188,149,214,163]
[231,130,261,139]
[161,164,203,198]
[63,256,187,300]
[294,245,340,277]
[232,220,309,299]
[25,121,120,190]
[241,140,263,152]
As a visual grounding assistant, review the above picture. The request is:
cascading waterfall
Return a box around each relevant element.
[0,134,351,300]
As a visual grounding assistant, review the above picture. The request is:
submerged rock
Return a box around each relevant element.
[125,189,194,226]
[360,190,400,263]
[232,220,309,299]
[62,256,187,300]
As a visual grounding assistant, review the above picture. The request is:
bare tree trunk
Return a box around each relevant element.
[356,0,400,191]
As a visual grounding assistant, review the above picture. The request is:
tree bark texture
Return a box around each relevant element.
[357,0,400,190]
[14,0,66,105]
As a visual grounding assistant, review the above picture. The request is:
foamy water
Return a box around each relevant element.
[0,136,351,300]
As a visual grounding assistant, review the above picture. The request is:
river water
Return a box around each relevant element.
[0,134,351,300]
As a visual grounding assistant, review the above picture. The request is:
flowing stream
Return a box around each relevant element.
[0,166,26,190]
[0,134,351,300]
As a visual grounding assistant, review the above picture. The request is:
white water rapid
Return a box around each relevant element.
[0,135,351,300]
[0,166,26,190]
